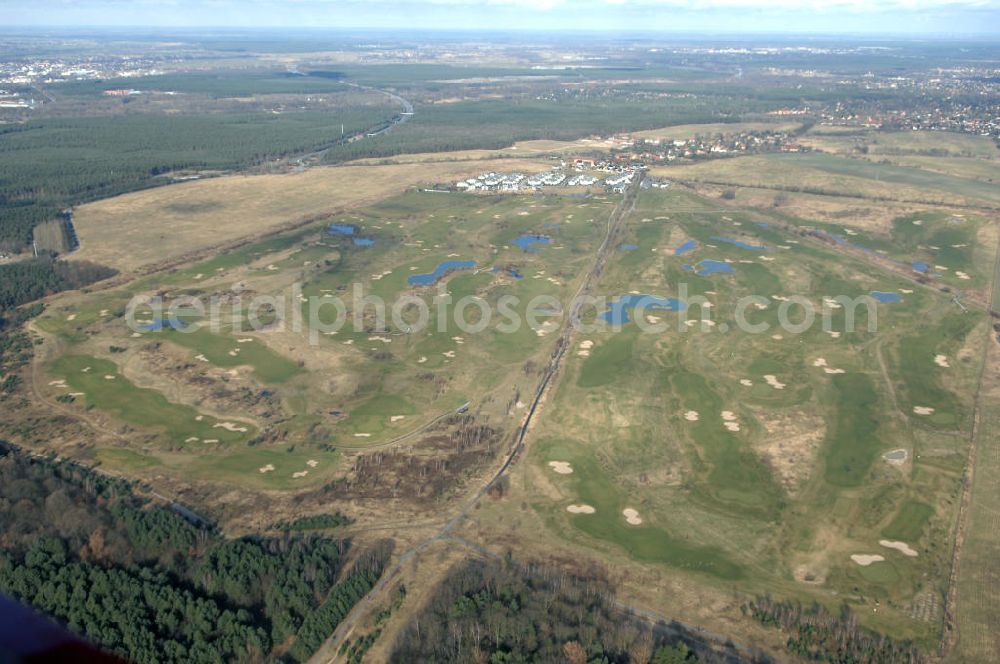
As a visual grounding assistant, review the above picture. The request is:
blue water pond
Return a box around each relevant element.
[408,260,476,286]
[710,236,768,252]
[618,243,638,251]
[352,237,375,247]
[492,266,524,279]
[601,294,685,325]
[912,262,930,273]
[328,223,356,236]
[674,240,698,256]
[512,234,552,252]
[137,318,188,332]
[686,259,734,276]
[675,239,698,256]
[870,291,902,303]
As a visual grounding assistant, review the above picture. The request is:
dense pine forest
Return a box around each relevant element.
[388,557,737,663]
[0,257,116,311]
[0,443,388,663]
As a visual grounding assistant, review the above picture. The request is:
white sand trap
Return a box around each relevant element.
[81,366,91,373]
[228,350,238,357]
[266,264,278,271]
[579,340,594,350]
[827,331,841,339]
[684,410,700,422]
[724,422,741,432]
[99,309,109,316]
[740,379,753,387]
[935,265,948,271]
[645,315,662,324]
[202,439,219,444]
[913,406,935,415]
[813,358,828,367]
[535,321,559,337]
[195,354,209,362]
[824,368,846,374]
[622,508,643,525]
[343,339,354,345]
[292,471,309,479]
[307,459,319,468]
[771,334,783,340]
[65,314,76,321]
[955,271,970,280]
[195,415,204,421]
[185,437,198,443]
[900,288,914,294]
[851,554,885,566]
[390,415,406,423]
[417,356,427,363]
[193,273,203,280]
[912,219,923,226]
[822,298,842,309]
[68,392,85,397]
[879,540,918,557]
[368,336,392,343]
[754,302,768,310]
[577,350,591,357]
[934,354,950,368]
[131,332,142,337]
[721,410,737,421]
[764,375,786,390]
[548,461,573,475]
[48,380,67,386]
[760,256,775,262]
[259,464,275,473]
[442,350,456,358]
[214,422,249,433]
[566,504,596,514]
[237,338,253,343]
[771,295,789,302]
[104,375,116,380]
[354,433,371,438]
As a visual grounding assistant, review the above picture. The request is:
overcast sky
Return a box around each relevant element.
[2,0,999,35]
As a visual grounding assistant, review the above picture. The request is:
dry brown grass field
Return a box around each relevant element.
[71,157,551,271]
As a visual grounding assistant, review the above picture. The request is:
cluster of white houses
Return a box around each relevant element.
[455,169,622,193]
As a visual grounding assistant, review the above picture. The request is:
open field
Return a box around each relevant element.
[512,185,987,644]
[71,158,552,271]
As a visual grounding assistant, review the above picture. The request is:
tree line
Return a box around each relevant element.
[0,443,387,662]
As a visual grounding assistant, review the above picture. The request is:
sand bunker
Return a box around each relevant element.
[851,554,885,566]
[259,464,275,473]
[237,338,253,343]
[184,436,198,443]
[579,340,594,350]
[353,433,371,438]
[307,459,319,468]
[740,379,753,387]
[934,354,950,368]
[195,354,209,362]
[913,406,936,415]
[813,358,828,367]
[724,422,741,432]
[65,314,76,321]
[764,374,786,390]
[622,508,643,525]
[214,422,249,433]
[771,334,783,340]
[548,461,573,475]
[292,471,309,479]
[824,368,845,374]
[880,540,918,557]
[566,504,596,514]
[721,411,737,421]
[442,350,456,358]
[684,410,700,421]
[390,415,406,423]
[104,375,116,380]
[955,271,970,280]
[203,439,218,444]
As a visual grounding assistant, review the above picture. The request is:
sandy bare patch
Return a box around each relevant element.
[851,554,885,566]
[754,409,825,492]
[684,410,700,422]
[259,464,275,473]
[566,504,596,514]
[934,354,950,368]
[214,421,249,433]
[913,406,935,415]
[548,461,573,475]
[880,540,918,557]
[764,374,786,390]
[622,508,643,525]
